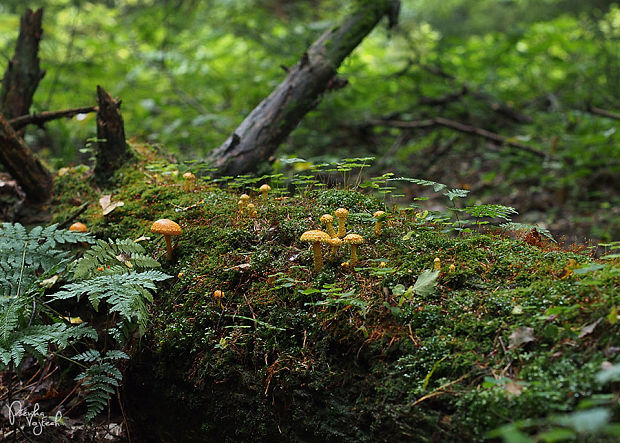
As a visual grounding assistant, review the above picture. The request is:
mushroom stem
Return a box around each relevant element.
[312,242,323,272]
[164,235,173,261]
[374,222,382,237]
[337,218,346,238]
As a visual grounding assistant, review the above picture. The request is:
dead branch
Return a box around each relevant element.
[8,105,97,130]
[206,0,401,177]
[587,105,620,121]
[368,117,546,157]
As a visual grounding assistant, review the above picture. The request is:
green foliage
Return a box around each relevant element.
[0,222,94,297]
[74,349,128,423]
[0,223,170,425]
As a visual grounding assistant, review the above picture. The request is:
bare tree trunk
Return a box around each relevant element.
[94,86,131,182]
[0,8,45,121]
[0,112,52,203]
[206,0,400,176]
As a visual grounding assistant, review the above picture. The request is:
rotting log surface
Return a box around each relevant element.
[0,112,52,203]
[206,0,400,177]
[94,86,130,181]
[0,8,45,121]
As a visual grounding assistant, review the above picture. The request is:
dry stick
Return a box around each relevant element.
[8,106,98,131]
[587,105,620,121]
[368,117,546,158]
[57,202,90,229]
[409,372,471,407]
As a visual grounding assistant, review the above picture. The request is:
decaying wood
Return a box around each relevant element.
[0,112,53,203]
[368,117,546,158]
[0,8,45,121]
[94,86,130,181]
[206,0,401,176]
[9,105,98,131]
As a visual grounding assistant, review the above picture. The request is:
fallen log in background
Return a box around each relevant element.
[206,0,401,177]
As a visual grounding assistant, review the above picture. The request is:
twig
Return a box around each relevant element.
[587,105,620,121]
[9,106,98,130]
[410,372,471,407]
[57,202,90,229]
[368,117,546,157]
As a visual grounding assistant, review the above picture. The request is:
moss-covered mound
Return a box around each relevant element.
[52,146,620,442]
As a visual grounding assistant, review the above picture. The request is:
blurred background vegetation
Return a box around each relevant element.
[0,0,618,242]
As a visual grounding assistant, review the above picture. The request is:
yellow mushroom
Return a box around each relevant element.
[213,290,224,308]
[320,214,337,238]
[343,233,364,267]
[151,219,183,261]
[328,237,342,261]
[334,208,349,238]
[434,257,441,271]
[259,184,271,199]
[183,172,196,192]
[300,230,331,272]
[373,211,387,236]
[69,222,88,233]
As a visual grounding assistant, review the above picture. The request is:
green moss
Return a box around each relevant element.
[48,147,620,441]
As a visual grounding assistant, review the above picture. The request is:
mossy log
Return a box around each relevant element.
[206,0,401,177]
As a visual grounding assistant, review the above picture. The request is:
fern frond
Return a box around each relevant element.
[72,239,161,280]
[0,223,93,297]
[50,271,171,327]
[75,352,128,423]
[0,323,97,368]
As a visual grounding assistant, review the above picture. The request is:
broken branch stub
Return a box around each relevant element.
[94,85,131,182]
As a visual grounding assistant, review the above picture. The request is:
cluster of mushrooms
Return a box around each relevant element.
[238,184,271,218]
[300,209,387,272]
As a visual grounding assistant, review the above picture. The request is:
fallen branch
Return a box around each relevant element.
[368,117,546,157]
[587,105,620,121]
[8,105,97,130]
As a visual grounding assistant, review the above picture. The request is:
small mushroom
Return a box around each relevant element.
[434,257,441,271]
[259,184,271,199]
[373,211,387,236]
[247,203,258,218]
[300,230,331,272]
[239,194,251,214]
[343,233,364,267]
[151,219,183,261]
[213,290,224,308]
[320,214,337,238]
[328,237,342,261]
[334,208,349,238]
[69,222,88,233]
[183,172,196,192]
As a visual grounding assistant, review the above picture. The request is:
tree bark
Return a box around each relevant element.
[0,8,45,121]
[206,0,400,177]
[0,112,53,203]
[94,86,130,182]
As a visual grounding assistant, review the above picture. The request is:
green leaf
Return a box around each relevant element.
[412,269,439,297]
